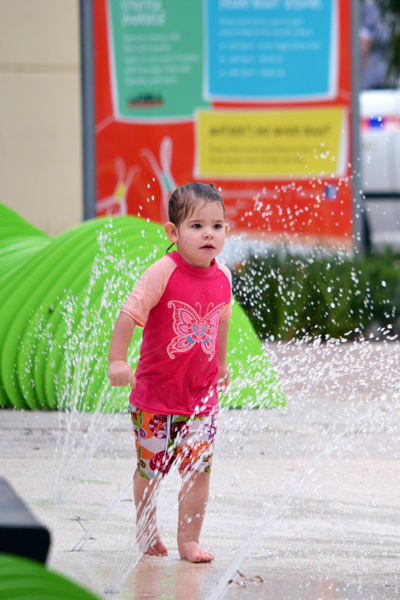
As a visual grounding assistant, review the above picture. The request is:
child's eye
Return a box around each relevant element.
[192,223,201,229]
[214,224,222,229]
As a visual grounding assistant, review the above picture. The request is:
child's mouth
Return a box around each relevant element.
[201,245,215,250]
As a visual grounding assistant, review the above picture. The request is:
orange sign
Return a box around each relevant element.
[94,0,354,249]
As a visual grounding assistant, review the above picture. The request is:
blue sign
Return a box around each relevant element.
[205,0,336,100]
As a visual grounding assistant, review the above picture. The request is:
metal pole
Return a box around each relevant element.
[80,0,97,220]
[351,0,363,254]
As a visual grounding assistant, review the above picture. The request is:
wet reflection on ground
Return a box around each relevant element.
[119,555,398,600]
[128,557,213,600]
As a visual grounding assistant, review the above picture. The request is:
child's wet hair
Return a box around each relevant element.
[168,182,225,228]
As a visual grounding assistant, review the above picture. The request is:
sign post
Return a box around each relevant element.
[80,0,97,220]
[351,0,364,254]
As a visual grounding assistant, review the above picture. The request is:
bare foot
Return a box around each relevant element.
[139,532,168,557]
[179,541,214,563]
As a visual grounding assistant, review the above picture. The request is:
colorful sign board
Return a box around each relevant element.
[107,0,208,120]
[205,0,337,101]
[94,0,354,249]
[196,106,347,178]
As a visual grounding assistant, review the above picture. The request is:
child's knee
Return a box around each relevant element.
[134,466,165,483]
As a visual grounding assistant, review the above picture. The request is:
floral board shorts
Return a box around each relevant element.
[130,404,218,480]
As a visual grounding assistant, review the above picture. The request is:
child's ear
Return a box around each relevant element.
[165,222,179,243]
[225,223,229,233]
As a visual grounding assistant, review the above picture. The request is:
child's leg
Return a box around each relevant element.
[130,406,172,556]
[172,412,217,563]
[177,471,214,562]
[134,470,168,557]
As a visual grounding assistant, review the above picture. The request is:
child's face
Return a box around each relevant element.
[167,201,227,269]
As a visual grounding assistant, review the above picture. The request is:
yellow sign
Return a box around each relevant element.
[195,107,346,179]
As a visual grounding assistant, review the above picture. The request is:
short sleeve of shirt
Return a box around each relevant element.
[121,255,176,327]
[218,263,232,320]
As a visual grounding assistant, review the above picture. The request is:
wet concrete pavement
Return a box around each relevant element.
[1,340,400,599]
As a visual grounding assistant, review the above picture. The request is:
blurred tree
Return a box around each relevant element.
[375,0,400,85]
[386,0,400,84]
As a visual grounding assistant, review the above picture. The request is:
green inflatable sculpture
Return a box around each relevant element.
[0,203,284,411]
[0,554,100,600]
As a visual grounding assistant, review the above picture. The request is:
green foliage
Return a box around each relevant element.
[232,250,400,341]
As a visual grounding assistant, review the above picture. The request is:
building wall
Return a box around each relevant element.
[0,0,82,235]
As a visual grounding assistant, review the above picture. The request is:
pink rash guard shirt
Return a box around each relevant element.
[121,251,232,416]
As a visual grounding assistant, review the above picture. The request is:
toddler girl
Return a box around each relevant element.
[108,182,231,563]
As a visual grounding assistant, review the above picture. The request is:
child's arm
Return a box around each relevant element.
[108,312,137,387]
[218,318,230,391]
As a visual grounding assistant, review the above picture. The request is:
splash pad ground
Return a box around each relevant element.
[2,340,400,600]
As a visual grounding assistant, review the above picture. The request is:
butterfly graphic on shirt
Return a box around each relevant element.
[167,301,225,361]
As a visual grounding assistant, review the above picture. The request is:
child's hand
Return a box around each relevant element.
[108,360,137,388]
[218,362,230,392]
